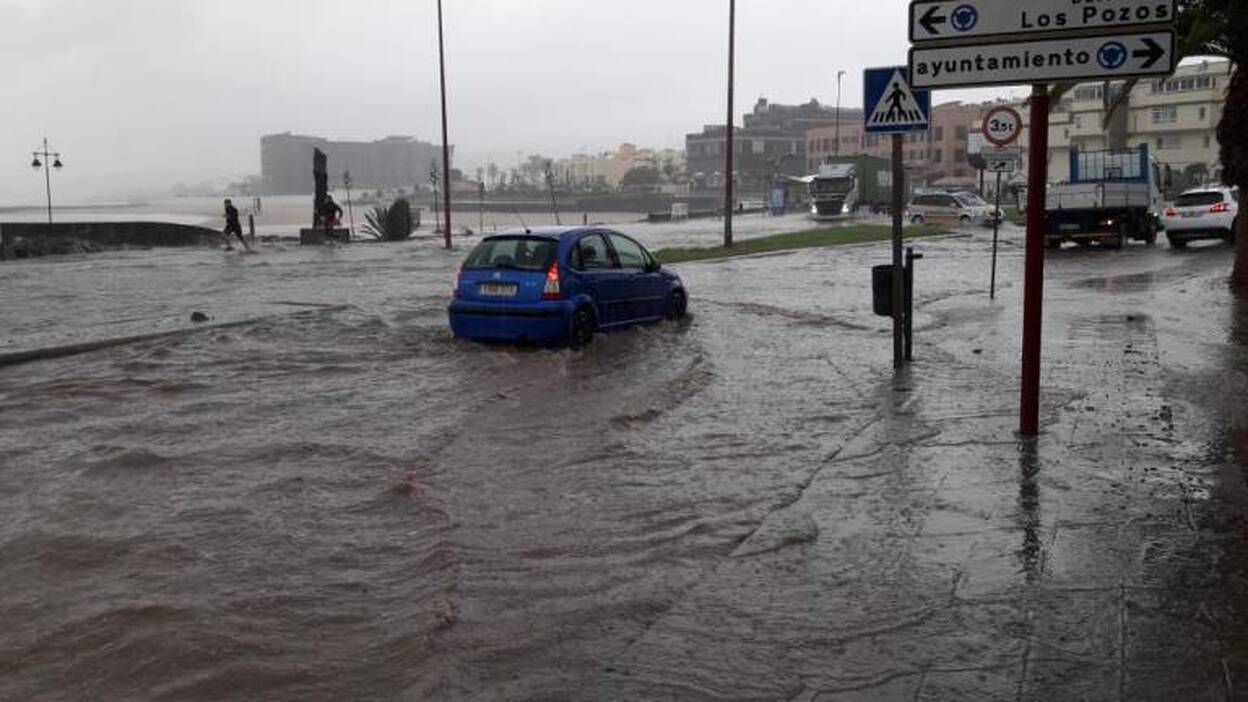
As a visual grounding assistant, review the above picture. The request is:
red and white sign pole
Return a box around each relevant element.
[1020,86,1050,436]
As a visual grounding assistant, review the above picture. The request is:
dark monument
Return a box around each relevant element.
[301,148,349,245]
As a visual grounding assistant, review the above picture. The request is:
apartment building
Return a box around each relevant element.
[806,102,988,187]
[554,144,685,190]
[1011,59,1231,184]
[687,98,861,195]
[260,133,445,196]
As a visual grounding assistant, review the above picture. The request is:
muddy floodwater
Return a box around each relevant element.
[2,217,1248,700]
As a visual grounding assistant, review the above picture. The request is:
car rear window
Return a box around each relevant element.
[1176,192,1224,207]
[464,237,557,271]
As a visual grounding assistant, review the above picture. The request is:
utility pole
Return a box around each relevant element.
[723,0,736,248]
[835,70,846,157]
[30,138,63,226]
[437,0,453,249]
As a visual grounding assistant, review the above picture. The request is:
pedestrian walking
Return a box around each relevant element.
[222,199,249,251]
[321,195,344,229]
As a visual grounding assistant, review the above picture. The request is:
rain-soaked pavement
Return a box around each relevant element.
[1,215,1247,701]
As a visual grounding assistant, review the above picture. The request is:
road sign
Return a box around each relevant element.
[863,66,931,134]
[983,106,1023,147]
[968,132,986,156]
[910,0,1176,44]
[909,31,1175,89]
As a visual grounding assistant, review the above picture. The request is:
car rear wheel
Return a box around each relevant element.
[910,215,924,225]
[959,215,972,225]
[568,307,595,349]
[667,289,688,321]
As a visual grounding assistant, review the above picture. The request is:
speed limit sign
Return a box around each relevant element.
[983,106,1023,148]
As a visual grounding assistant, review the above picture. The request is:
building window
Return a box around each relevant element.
[933,127,944,141]
[1204,135,1212,149]
[1199,106,1207,121]
[1152,75,1216,93]
[1074,85,1104,101]
[1156,135,1180,150]
[1152,106,1178,124]
[955,126,969,140]
[933,150,943,163]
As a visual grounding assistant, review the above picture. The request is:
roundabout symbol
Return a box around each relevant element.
[950,5,978,32]
[1097,41,1128,70]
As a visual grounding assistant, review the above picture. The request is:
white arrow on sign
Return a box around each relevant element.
[986,160,1016,173]
[910,32,1175,89]
[909,0,1176,43]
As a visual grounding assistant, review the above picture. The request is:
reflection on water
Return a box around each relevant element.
[1017,438,1043,585]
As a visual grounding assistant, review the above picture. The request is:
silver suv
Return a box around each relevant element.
[1163,187,1239,249]
[907,191,1000,226]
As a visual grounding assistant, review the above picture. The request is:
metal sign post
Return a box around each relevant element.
[864,66,931,370]
[990,169,1002,299]
[1020,86,1051,436]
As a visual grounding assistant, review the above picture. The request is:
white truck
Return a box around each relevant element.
[1046,146,1170,249]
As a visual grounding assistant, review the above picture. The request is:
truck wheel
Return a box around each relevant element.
[1110,224,1128,250]
[1170,238,1188,250]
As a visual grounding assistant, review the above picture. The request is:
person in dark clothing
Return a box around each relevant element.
[222,199,248,250]
[321,196,344,229]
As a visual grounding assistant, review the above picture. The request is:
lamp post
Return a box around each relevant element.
[437,0,453,249]
[31,137,64,225]
[835,71,846,157]
[723,0,736,248]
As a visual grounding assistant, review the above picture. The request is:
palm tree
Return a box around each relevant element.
[1176,0,1246,288]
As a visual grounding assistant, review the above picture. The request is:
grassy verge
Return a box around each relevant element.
[654,224,948,265]
[1003,208,1027,226]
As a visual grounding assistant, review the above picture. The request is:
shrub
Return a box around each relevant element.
[362,198,416,241]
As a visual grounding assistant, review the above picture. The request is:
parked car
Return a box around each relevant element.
[1163,187,1240,249]
[448,227,687,347]
[906,191,1000,226]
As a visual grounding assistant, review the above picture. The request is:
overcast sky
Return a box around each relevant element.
[2,0,1024,204]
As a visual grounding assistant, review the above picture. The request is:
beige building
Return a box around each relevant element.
[1008,59,1231,185]
[555,144,685,190]
[806,102,989,187]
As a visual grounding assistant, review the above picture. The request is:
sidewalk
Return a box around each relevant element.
[591,240,1248,700]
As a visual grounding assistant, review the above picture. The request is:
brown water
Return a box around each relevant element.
[3,224,1248,700]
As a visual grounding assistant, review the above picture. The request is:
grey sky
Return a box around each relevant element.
[2,0,1022,204]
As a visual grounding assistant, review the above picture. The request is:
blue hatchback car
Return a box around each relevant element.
[449,227,687,347]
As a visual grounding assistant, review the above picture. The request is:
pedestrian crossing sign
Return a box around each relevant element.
[864,66,931,134]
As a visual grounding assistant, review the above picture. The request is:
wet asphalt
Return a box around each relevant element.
[0,218,1246,701]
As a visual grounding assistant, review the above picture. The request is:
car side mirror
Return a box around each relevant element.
[647,260,662,273]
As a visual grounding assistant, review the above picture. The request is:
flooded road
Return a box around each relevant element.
[2,221,1247,700]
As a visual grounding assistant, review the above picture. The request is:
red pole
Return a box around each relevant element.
[1020,85,1050,436]
[437,0,453,249]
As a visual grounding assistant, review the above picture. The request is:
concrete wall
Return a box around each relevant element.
[0,221,222,260]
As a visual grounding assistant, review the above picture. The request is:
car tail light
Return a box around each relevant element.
[542,262,562,300]
[1211,202,1231,213]
[1164,207,1178,217]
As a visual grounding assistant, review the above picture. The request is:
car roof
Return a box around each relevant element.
[1180,187,1234,195]
[488,226,607,241]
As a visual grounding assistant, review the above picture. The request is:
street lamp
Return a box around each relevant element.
[31,137,64,225]
[835,70,846,158]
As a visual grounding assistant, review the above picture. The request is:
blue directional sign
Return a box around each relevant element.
[863,66,931,134]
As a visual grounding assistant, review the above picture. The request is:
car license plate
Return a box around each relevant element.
[1060,224,1081,231]
[1182,211,1202,218]
[478,283,517,297]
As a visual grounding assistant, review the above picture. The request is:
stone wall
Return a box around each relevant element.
[0,222,222,260]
